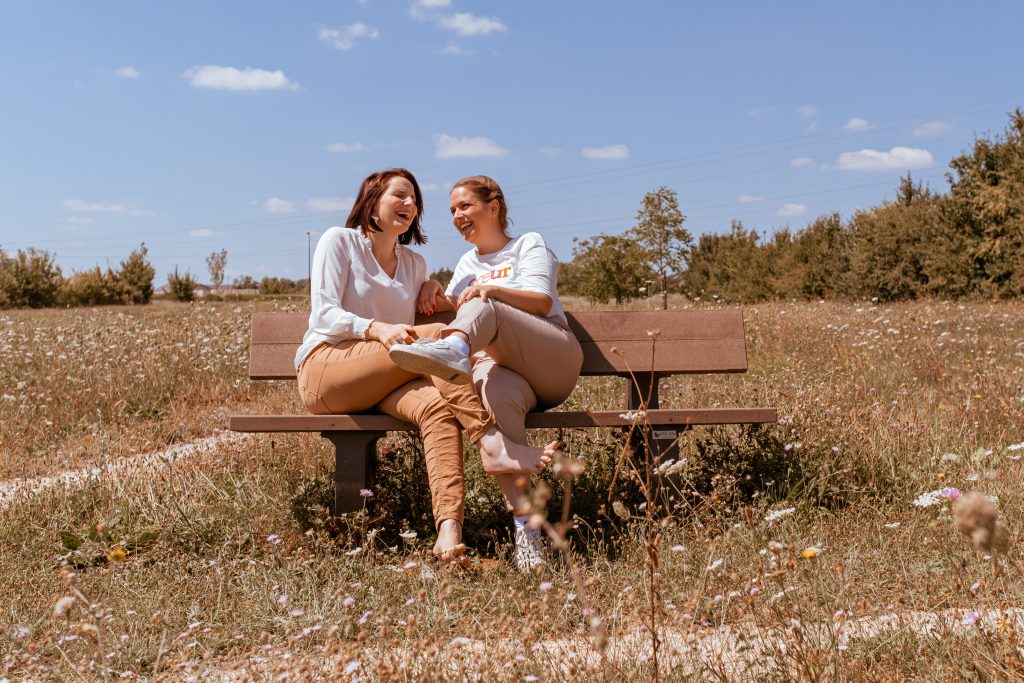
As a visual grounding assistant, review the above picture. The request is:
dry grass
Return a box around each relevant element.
[2,297,1024,680]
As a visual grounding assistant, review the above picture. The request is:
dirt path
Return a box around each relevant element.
[0,431,253,511]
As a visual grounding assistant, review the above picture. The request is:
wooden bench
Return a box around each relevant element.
[229,310,777,514]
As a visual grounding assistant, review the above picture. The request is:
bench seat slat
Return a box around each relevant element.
[229,408,777,433]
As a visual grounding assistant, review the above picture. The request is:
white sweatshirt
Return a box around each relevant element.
[445,232,567,326]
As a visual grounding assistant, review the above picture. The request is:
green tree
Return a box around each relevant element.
[791,213,850,299]
[941,109,1024,297]
[119,243,156,304]
[232,274,258,289]
[630,187,692,309]
[59,266,122,306]
[562,233,654,305]
[167,267,197,302]
[684,221,773,303]
[0,247,63,308]
[846,175,941,301]
[429,267,454,289]
[206,249,228,293]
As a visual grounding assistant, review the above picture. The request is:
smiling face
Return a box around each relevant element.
[374,176,418,237]
[450,185,501,247]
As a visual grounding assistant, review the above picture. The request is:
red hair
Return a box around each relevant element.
[346,168,426,245]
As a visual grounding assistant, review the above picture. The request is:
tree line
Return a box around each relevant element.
[0,244,311,307]
[562,109,1024,304]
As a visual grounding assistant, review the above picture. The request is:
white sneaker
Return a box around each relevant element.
[513,526,548,573]
[389,338,473,385]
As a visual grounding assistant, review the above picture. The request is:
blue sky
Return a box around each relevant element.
[2,2,1022,285]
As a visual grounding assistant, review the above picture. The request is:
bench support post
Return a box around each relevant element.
[322,431,385,515]
[625,372,680,463]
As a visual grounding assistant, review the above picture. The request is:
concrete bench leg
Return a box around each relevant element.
[322,431,385,515]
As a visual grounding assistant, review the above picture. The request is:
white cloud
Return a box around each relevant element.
[806,121,819,133]
[326,142,368,153]
[582,144,630,160]
[64,199,145,214]
[913,121,951,138]
[777,203,807,217]
[841,117,870,131]
[307,196,354,213]
[797,105,817,118]
[434,133,508,159]
[790,157,813,168]
[438,12,507,36]
[439,42,470,55]
[114,67,139,79]
[183,65,298,91]
[190,228,216,238]
[66,216,95,225]
[410,0,451,18]
[264,197,297,213]
[318,23,379,50]
[537,147,562,157]
[747,105,775,117]
[737,195,764,204]
[419,182,439,192]
[836,146,935,172]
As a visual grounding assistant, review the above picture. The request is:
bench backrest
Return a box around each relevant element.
[248,310,750,380]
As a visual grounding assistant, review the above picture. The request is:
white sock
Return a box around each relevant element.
[513,514,540,538]
[445,335,470,357]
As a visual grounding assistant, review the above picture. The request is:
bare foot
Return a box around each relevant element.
[478,430,558,474]
[433,519,466,560]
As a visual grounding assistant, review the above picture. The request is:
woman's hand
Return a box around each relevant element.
[457,284,499,307]
[416,279,451,315]
[366,321,418,349]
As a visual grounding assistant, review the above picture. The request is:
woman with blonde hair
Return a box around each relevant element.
[390,175,583,570]
[296,168,557,562]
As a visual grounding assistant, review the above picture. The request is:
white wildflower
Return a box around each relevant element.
[764,507,796,523]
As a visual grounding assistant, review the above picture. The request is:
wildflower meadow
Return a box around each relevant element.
[2,296,1024,680]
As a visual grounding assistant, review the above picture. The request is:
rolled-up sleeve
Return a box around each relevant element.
[516,234,557,298]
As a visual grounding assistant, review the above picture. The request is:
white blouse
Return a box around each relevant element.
[295,226,427,369]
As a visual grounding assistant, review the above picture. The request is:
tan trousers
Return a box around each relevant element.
[449,299,583,411]
[297,323,493,527]
[449,299,583,515]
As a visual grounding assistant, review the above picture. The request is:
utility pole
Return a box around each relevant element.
[306,231,312,286]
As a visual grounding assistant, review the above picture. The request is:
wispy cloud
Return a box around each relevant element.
[537,147,562,157]
[410,0,452,18]
[66,216,95,226]
[777,203,807,217]
[183,65,299,91]
[582,144,630,160]
[63,199,146,215]
[435,133,508,159]
[318,23,379,50]
[264,197,297,213]
[836,146,935,172]
[747,105,775,117]
[841,117,870,131]
[790,157,813,168]
[326,142,368,153]
[307,196,354,213]
[737,195,764,204]
[797,105,817,118]
[438,12,507,36]
[913,120,952,138]
[190,228,216,238]
[115,67,139,79]
[439,42,470,55]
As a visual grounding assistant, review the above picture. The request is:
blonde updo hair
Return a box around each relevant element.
[452,175,512,237]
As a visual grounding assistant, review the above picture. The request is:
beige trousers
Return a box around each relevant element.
[297,323,493,527]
